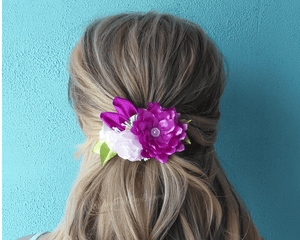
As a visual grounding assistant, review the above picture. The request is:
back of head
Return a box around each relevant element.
[47,10,262,240]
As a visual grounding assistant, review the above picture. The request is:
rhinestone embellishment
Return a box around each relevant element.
[150,127,160,137]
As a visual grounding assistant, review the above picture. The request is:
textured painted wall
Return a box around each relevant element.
[3,0,300,239]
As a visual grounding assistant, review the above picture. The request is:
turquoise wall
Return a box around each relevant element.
[3,0,300,239]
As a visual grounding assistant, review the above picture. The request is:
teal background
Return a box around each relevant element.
[3,1,300,240]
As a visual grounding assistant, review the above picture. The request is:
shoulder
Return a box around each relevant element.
[16,234,35,240]
[16,232,50,240]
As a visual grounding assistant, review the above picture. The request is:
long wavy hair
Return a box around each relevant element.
[44,10,263,240]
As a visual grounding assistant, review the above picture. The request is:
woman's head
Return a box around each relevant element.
[68,10,226,145]
[46,10,262,240]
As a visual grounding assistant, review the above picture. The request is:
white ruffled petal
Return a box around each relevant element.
[98,123,145,161]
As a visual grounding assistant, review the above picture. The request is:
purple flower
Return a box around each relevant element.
[130,102,188,163]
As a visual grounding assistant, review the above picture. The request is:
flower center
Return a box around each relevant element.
[150,127,160,137]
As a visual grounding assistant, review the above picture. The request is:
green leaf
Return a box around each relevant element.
[92,139,103,154]
[93,139,117,166]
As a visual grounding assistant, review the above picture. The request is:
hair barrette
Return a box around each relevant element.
[93,97,191,166]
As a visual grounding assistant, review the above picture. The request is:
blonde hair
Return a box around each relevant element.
[45,10,263,240]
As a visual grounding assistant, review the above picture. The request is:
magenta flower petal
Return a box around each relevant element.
[155,135,165,143]
[157,119,168,129]
[169,137,179,147]
[158,119,175,133]
[157,111,169,121]
[164,108,176,119]
[149,139,158,150]
[173,125,183,136]
[155,140,168,148]
[148,102,162,113]
[138,108,146,117]
[178,131,186,141]
[175,112,181,122]
[100,97,139,132]
[143,111,154,120]
[152,148,164,155]
[176,141,185,152]
[178,121,188,131]
[100,112,128,131]
[139,121,150,132]
[113,97,138,119]
[143,129,150,143]
[162,133,173,142]
[155,153,169,164]
[152,116,159,127]
[141,148,151,158]
[164,147,177,155]
[141,141,149,149]
[148,148,156,157]
[130,124,139,135]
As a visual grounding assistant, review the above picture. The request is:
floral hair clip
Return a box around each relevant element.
[93,97,191,166]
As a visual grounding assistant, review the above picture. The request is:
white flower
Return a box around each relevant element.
[99,120,149,162]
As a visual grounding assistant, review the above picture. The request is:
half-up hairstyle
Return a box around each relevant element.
[44,10,263,240]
